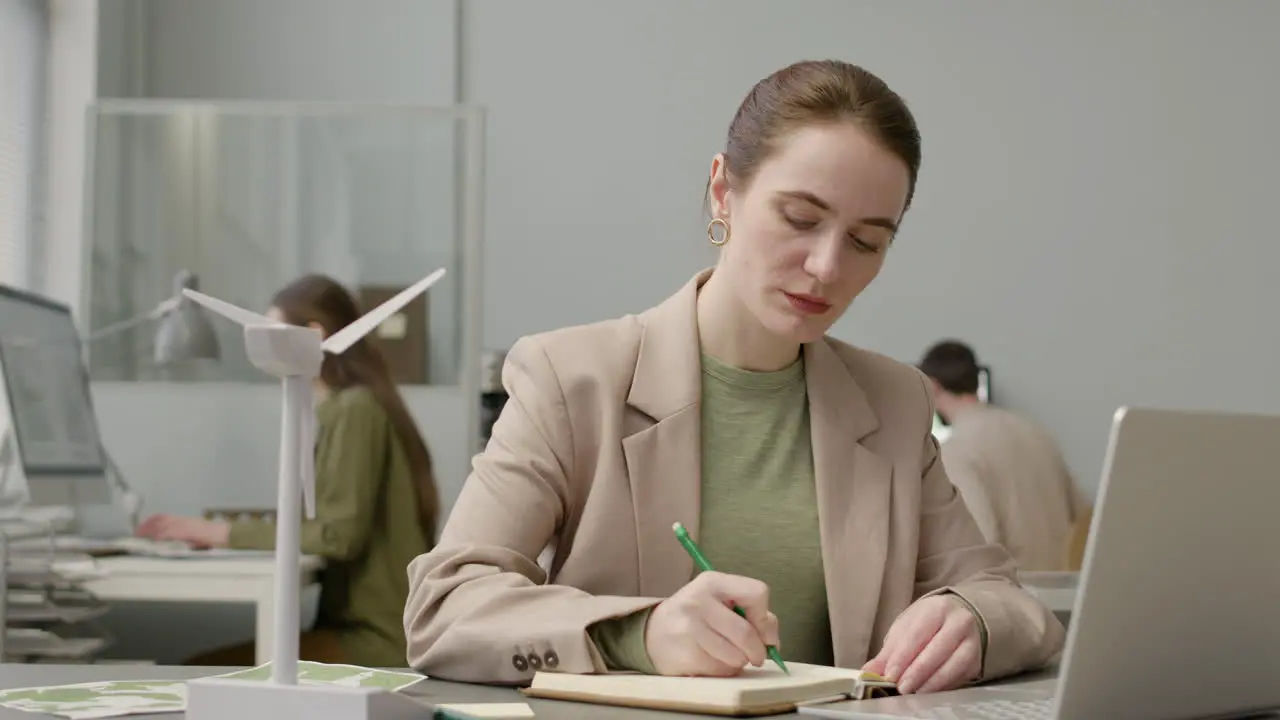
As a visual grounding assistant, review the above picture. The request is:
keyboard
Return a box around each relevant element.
[14,535,214,558]
[109,537,203,557]
[9,535,278,560]
[921,698,1054,719]
[105,537,275,559]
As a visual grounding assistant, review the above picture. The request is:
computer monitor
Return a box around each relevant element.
[0,285,112,507]
[930,412,953,444]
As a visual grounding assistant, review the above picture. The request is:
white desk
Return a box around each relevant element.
[81,554,324,664]
[1019,570,1079,613]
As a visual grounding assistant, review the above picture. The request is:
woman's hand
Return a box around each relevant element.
[135,514,230,549]
[644,571,780,677]
[862,594,982,694]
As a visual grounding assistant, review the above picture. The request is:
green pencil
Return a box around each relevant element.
[671,521,789,675]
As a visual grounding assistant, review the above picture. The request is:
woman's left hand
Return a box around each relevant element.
[862,594,982,694]
[135,514,230,549]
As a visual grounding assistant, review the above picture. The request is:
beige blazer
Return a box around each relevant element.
[940,404,1088,571]
[404,270,1064,684]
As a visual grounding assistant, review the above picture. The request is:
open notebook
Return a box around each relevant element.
[521,662,898,716]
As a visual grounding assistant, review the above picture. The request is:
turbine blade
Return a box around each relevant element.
[182,289,275,326]
[321,268,446,354]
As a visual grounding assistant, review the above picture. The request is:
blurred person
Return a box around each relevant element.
[136,273,439,667]
[919,340,1086,571]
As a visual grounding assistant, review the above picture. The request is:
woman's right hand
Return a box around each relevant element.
[644,571,780,676]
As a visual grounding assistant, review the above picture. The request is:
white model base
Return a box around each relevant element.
[185,677,429,720]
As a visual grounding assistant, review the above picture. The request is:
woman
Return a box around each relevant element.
[403,60,1064,694]
[136,274,439,668]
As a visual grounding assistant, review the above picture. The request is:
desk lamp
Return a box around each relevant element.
[152,270,220,364]
[181,269,445,720]
[87,269,221,364]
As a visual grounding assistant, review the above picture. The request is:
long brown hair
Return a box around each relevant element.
[271,274,438,545]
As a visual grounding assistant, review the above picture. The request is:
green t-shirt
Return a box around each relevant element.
[589,353,832,671]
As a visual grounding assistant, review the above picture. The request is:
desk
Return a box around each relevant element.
[81,555,324,664]
[5,663,1280,720]
[1018,571,1079,614]
[0,663,757,719]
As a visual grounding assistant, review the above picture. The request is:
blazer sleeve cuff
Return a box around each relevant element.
[926,581,1064,682]
[932,589,991,679]
[587,606,658,674]
[557,597,664,676]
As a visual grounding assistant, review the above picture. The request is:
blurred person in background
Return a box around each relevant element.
[919,340,1087,571]
[136,273,439,667]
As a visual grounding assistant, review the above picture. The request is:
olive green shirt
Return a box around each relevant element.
[589,353,832,671]
[228,386,430,668]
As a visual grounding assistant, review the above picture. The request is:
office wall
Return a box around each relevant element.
[0,0,48,291]
[104,0,455,103]
[42,0,98,306]
[463,0,1280,497]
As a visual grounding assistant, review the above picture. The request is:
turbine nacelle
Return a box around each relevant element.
[244,324,325,379]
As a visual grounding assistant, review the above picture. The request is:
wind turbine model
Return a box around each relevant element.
[183,269,446,720]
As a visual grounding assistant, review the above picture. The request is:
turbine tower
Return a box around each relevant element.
[183,269,445,720]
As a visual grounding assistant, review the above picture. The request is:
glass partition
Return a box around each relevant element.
[80,100,484,389]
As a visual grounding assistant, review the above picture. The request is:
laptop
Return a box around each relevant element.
[801,407,1280,720]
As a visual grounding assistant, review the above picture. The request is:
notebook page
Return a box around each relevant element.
[530,662,861,709]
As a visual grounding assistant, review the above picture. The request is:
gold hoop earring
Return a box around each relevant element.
[707,217,730,246]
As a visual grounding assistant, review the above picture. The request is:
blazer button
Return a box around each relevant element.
[528,653,543,671]
[512,654,529,672]
[544,651,559,669]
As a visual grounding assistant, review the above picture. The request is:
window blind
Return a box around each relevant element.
[0,0,48,290]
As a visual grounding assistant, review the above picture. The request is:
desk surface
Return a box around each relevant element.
[0,664,754,719]
[92,553,324,575]
[1018,571,1078,614]
[0,664,1066,720]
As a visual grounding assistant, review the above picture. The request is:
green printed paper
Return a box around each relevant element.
[0,679,186,719]
[214,660,426,691]
[0,662,425,718]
